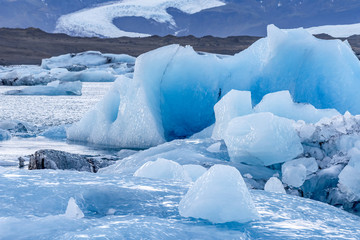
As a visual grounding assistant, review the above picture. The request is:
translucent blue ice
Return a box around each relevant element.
[68,25,360,148]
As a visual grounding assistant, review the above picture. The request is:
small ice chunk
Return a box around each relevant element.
[206,142,221,153]
[282,164,307,188]
[254,91,340,123]
[224,112,303,166]
[133,158,190,181]
[64,197,84,219]
[182,164,207,182]
[338,165,360,201]
[282,157,318,176]
[178,165,259,223]
[106,208,117,215]
[212,90,253,140]
[338,148,360,201]
[264,177,286,194]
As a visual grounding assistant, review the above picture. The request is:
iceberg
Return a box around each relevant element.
[223,112,303,166]
[0,51,135,86]
[254,91,340,123]
[282,157,318,176]
[57,68,117,82]
[0,65,55,86]
[4,80,82,96]
[212,90,253,140]
[264,177,286,194]
[133,158,191,181]
[282,163,307,188]
[178,165,259,223]
[338,147,360,201]
[64,198,84,219]
[0,120,37,137]
[41,51,135,70]
[67,25,360,148]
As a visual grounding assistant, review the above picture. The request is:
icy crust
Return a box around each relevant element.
[68,25,360,149]
[0,51,135,86]
[4,80,82,96]
[1,168,360,239]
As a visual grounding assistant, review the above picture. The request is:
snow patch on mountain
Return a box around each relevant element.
[306,23,360,38]
[55,0,225,38]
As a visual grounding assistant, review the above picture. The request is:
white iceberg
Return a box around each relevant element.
[224,112,303,166]
[134,158,190,181]
[254,91,340,123]
[178,165,259,223]
[264,177,286,194]
[282,163,307,188]
[282,157,318,176]
[212,90,253,140]
[58,68,117,82]
[4,80,82,96]
[64,198,84,219]
[0,65,55,86]
[338,147,360,201]
[41,51,135,70]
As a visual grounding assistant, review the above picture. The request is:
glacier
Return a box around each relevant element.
[68,25,360,149]
[55,0,226,38]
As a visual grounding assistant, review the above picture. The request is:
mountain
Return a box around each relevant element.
[1,0,360,37]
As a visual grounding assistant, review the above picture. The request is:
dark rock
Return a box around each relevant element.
[18,156,26,168]
[28,149,115,173]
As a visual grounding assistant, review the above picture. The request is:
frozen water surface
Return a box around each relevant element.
[0,167,359,239]
[0,82,112,127]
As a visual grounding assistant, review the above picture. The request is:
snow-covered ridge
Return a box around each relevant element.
[306,23,360,38]
[55,0,226,38]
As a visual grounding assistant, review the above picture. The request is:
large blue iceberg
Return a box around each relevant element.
[68,25,360,148]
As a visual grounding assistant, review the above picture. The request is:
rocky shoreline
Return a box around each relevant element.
[1,27,359,66]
